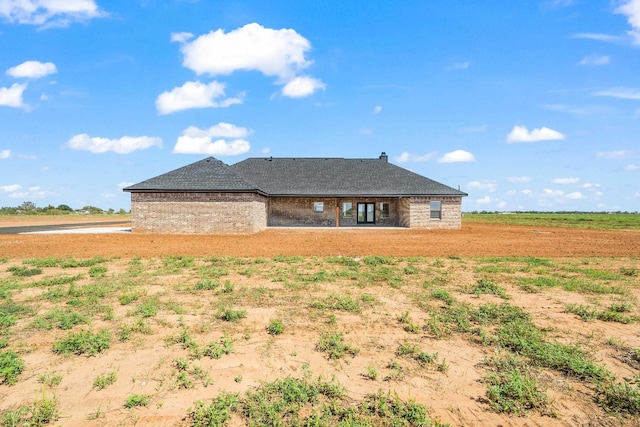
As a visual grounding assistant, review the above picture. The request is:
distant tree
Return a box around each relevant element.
[19,201,37,211]
[57,204,73,212]
[80,206,104,214]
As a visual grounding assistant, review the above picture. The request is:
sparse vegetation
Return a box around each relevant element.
[1,249,639,425]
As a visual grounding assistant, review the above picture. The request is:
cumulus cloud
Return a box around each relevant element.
[173,123,251,156]
[0,83,27,108]
[593,87,640,99]
[626,164,639,170]
[156,80,243,115]
[438,149,476,163]
[0,0,105,27]
[394,151,437,163]
[174,23,325,97]
[117,182,134,189]
[0,184,21,192]
[506,125,565,143]
[597,150,633,159]
[578,54,610,66]
[7,60,57,78]
[66,134,163,154]
[552,177,580,184]
[582,182,601,189]
[467,180,497,192]
[374,105,382,114]
[476,196,493,205]
[0,149,10,159]
[281,76,326,98]
[615,0,640,45]
[508,176,532,183]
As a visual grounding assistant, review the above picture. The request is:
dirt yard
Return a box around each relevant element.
[0,216,639,258]
[1,217,639,427]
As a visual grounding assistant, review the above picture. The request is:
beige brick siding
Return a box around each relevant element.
[268,197,400,227]
[402,196,463,229]
[130,192,267,234]
[129,193,463,233]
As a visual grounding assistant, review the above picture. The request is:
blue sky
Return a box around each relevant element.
[1,0,639,212]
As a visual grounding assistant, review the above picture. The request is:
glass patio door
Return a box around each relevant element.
[357,203,375,224]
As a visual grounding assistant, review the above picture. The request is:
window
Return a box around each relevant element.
[314,202,324,212]
[342,202,352,217]
[430,201,441,220]
[380,202,390,218]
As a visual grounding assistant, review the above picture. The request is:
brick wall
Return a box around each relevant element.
[130,192,267,234]
[268,197,400,227]
[405,196,463,229]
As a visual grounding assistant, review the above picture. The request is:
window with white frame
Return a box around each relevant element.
[380,202,390,218]
[342,202,352,217]
[314,202,324,212]
[430,200,441,220]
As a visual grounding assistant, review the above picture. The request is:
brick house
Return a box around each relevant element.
[123,152,467,234]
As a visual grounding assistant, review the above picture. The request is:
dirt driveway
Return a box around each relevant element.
[1,216,638,258]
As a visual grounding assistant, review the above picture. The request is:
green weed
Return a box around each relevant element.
[0,350,25,385]
[266,318,284,335]
[125,394,150,408]
[316,332,359,359]
[94,371,117,390]
[52,329,111,356]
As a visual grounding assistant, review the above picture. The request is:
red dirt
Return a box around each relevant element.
[1,221,638,258]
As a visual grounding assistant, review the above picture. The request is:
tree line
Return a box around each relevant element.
[0,201,129,215]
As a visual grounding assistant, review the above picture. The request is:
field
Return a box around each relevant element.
[1,215,640,426]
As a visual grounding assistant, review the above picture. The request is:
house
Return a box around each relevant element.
[123,152,468,234]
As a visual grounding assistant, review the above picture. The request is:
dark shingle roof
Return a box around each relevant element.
[123,157,262,193]
[124,155,467,197]
[231,157,467,197]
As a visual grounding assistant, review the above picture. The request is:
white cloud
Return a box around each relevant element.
[0,0,105,27]
[170,32,193,43]
[446,61,470,70]
[506,125,565,143]
[0,83,27,108]
[542,189,564,197]
[178,23,311,79]
[173,123,251,156]
[156,80,242,115]
[566,192,584,200]
[1,184,21,192]
[522,189,533,196]
[374,105,382,114]
[281,76,325,98]
[508,176,532,183]
[615,0,640,45]
[0,149,10,159]
[9,186,55,199]
[596,150,633,159]
[175,23,324,96]
[578,54,609,66]
[261,147,271,155]
[626,164,639,170]
[66,134,163,154]
[394,151,437,163]
[357,128,373,135]
[593,87,640,100]
[552,177,580,184]
[581,182,601,189]
[438,149,476,163]
[6,60,57,78]
[467,180,497,192]
[571,33,623,43]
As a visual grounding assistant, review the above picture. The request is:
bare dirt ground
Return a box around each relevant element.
[1,217,639,427]
[0,216,639,258]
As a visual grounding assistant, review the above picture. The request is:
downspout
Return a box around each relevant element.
[336,205,340,228]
